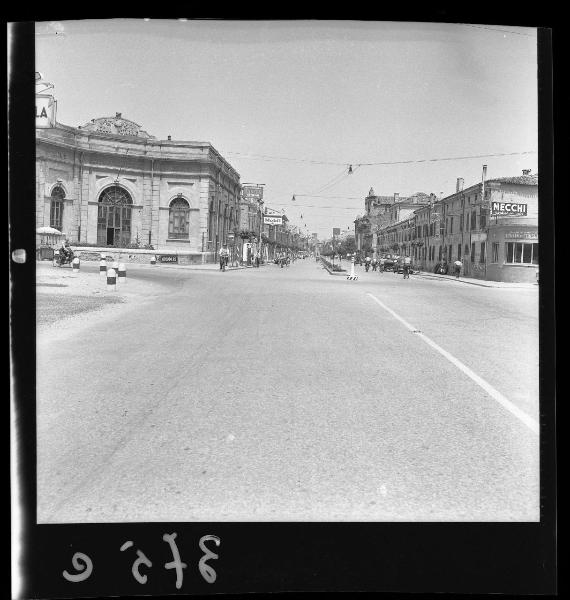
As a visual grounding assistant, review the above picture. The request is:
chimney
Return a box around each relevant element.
[116,112,122,119]
[394,193,399,203]
[522,169,531,175]
[482,164,487,182]
[167,135,171,141]
[456,177,464,192]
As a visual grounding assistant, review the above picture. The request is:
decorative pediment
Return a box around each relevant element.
[81,112,154,138]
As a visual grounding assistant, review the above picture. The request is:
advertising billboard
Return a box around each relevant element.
[490,201,528,216]
[243,186,264,201]
[36,95,57,128]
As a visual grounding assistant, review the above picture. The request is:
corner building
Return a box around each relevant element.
[36,113,241,261]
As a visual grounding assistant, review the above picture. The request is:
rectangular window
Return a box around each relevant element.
[480,210,487,229]
[471,210,477,230]
[492,242,499,263]
[50,201,63,230]
[460,215,463,232]
[480,242,486,263]
[523,243,532,263]
[450,217,453,234]
[505,241,537,264]
[471,242,476,262]
[457,244,461,260]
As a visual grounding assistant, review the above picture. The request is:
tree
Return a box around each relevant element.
[338,235,357,255]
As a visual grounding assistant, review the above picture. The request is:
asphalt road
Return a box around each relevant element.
[37,259,540,522]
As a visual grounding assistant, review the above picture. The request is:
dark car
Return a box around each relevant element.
[382,257,396,271]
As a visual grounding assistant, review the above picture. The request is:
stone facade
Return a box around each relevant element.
[36,112,241,261]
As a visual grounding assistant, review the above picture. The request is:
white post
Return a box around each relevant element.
[99,259,107,277]
[347,257,358,280]
[118,263,126,284]
[150,255,156,265]
[72,257,80,274]
[107,268,116,291]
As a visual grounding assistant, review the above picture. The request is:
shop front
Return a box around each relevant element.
[486,224,538,283]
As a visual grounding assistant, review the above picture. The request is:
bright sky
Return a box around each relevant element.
[35,19,538,239]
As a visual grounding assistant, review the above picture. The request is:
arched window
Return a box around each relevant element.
[97,185,133,246]
[50,186,65,230]
[169,197,190,239]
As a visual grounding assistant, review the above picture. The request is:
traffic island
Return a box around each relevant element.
[320,257,347,276]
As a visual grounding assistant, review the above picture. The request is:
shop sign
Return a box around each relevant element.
[226,232,235,245]
[158,254,178,263]
[243,186,264,201]
[264,216,282,225]
[36,94,57,128]
[491,201,527,216]
[505,231,538,240]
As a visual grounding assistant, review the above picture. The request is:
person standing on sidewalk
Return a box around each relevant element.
[255,251,260,268]
[453,259,462,279]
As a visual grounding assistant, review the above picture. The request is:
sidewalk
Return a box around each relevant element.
[415,270,538,289]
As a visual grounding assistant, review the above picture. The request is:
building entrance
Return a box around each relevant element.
[97,185,133,246]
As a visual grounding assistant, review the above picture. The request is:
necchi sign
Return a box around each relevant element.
[264,216,282,225]
[490,201,528,216]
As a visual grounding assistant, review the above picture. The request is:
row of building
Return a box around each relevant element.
[36,100,311,264]
[353,170,539,282]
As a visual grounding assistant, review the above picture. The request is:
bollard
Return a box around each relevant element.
[112,261,119,273]
[150,255,156,265]
[99,259,107,277]
[107,268,116,291]
[347,257,358,281]
[118,263,126,284]
[72,257,80,274]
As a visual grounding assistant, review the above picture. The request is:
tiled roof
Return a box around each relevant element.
[486,174,538,185]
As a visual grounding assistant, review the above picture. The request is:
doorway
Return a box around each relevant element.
[97,186,133,246]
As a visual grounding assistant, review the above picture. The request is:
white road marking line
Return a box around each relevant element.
[366,292,539,435]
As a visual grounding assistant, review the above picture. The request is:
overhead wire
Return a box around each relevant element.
[224,149,536,168]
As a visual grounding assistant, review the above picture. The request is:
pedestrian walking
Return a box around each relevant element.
[403,256,411,279]
[379,257,385,273]
[453,259,462,278]
[372,257,378,271]
[219,244,229,271]
[255,251,260,268]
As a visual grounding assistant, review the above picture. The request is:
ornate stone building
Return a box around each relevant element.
[36,112,241,261]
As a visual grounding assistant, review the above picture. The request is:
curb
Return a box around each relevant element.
[415,272,537,289]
